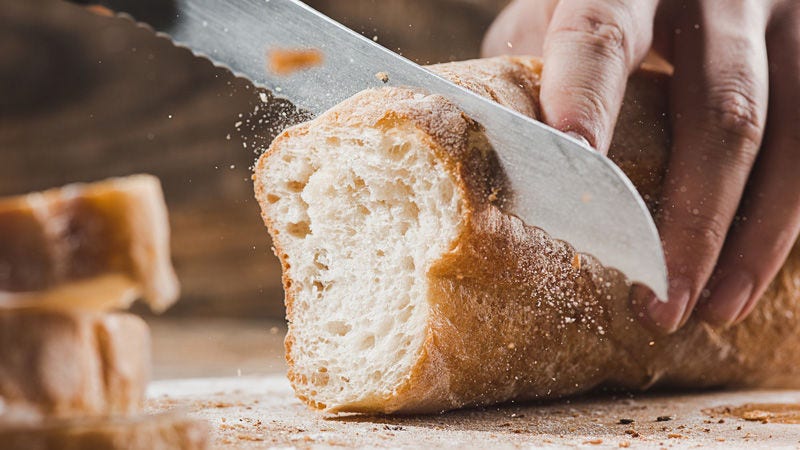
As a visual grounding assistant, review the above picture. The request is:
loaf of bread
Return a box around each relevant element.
[0,175,179,312]
[0,412,209,450]
[254,56,800,413]
[0,310,150,420]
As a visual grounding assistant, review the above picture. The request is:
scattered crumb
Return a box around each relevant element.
[619,442,630,448]
[618,419,634,425]
[624,430,640,438]
[656,416,672,422]
[667,433,684,439]
[571,253,582,270]
[582,438,603,445]
[267,48,324,75]
[375,71,390,83]
[487,187,501,203]
[237,434,263,442]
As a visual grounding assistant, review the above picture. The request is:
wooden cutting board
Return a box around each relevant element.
[146,376,800,449]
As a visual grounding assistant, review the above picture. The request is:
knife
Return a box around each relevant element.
[91,0,668,300]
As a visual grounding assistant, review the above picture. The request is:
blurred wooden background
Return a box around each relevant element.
[0,0,507,318]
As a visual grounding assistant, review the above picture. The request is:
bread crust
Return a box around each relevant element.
[255,56,800,413]
[0,310,150,419]
[0,175,179,312]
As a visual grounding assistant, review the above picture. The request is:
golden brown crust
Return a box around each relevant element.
[255,56,800,413]
[0,310,150,419]
[0,175,179,312]
[0,412,209,450]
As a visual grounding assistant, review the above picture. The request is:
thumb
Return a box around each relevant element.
[540,0,658,153]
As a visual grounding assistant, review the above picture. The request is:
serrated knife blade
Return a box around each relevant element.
[102,0,668,300]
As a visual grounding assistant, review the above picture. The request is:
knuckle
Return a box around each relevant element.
[551,8,634,64]
[678,212,728,248]
[704,75,765,150]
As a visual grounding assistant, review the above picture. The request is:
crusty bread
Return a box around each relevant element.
[0,175,179,312]
[0,412,209,450]
[254,56,800,413]
[0,310,150,420]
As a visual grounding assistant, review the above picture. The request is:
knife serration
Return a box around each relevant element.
[108,0,668,300]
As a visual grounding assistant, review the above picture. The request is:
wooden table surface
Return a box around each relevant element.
[148,319,800,449]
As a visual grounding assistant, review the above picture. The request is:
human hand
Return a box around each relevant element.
[483,0,800,332]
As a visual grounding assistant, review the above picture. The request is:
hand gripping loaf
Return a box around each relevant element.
[254,56,800,413]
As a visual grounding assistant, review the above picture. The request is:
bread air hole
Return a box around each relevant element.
[286,180,306,192]
[261,122,462,408]
[358,335,376,350]
[286,221,311,238]
[325,321,351,336]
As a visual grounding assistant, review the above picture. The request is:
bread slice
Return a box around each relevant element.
[254,56,800,413]
[0,412,208,450]
[0,175,179,312]
[0,310,150,420]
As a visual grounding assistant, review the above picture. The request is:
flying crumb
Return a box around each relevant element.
[268,48,324,75]
[375,71,389,83]
[571,253,581,270]
[85,4,113,16]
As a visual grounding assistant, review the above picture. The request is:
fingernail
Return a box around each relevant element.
[566,131,592,149]
[629,284,653,308]
[699,272,754,326]
[647,278,692,333]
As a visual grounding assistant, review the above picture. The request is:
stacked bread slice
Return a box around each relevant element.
[0,176,208,449]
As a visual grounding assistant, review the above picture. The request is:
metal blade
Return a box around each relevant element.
[113,0,668,300]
